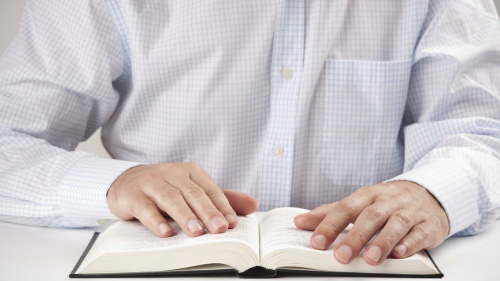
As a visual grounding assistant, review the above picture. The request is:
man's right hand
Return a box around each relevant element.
[106,162,258,238]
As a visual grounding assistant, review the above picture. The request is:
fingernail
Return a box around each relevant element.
[335,245,352,263]
[366,245,382,263]
[211,216,228,229]
[311,234,327,249]
[225,214,237,224]
[158,223,171,235]
[394,244,407,257]
[187,218,203,233]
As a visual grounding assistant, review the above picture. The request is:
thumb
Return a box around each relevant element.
[294,204,332,231]
[223,190,258,215]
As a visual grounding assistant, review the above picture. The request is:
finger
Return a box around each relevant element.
[128,194,174,238]
[145,182,206,237]
[361,209,416,265]
[294,204,331,231]
[336,203,394,264]
[167,174,230,234]
[310,198,364,253]
[390,222,438,259]
[222,190,258,228]
[186,163,239,228]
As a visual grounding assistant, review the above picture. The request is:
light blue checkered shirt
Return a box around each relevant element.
[1,0,500,236]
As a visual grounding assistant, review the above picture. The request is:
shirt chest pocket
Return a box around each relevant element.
[319,59,412,186]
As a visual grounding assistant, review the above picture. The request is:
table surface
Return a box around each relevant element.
[1,218,499,281]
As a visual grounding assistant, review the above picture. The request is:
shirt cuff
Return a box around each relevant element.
[58,157,141,221]
[386,158,479,236]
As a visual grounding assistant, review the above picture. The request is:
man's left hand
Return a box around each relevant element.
[294,181,449,265]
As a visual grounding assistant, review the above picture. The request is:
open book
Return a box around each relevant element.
[70,207,443,278]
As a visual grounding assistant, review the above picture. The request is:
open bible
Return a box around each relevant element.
[70,207,443,278]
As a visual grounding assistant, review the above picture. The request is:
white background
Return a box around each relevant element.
[2,0,500,158]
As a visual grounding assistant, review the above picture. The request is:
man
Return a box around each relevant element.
[1,0,499,266]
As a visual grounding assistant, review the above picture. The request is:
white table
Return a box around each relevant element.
[1,219,499,280]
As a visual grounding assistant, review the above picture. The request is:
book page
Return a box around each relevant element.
[77,214,260,273]
[109,214,260,254]
[258,207,440,276]
[259,207,342,256]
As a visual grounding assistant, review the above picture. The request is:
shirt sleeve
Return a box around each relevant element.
[388,0,500,236]
[0,0,140,227]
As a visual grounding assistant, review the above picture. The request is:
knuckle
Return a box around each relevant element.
[320,221,340,236]
[414,226,431,241]
[205,188,224,198]
[336,200,356,217]
[378,232,396,249]
[147,211,162,222]
[350,230,367,244]
[404,225,433,251]
[175,177,202,196]
[161,186,183,199]
[201,205,220,216]
[170,207,195,221]
[364,206,384,222]
[184,184,205,198]
[406,236,419,252]
[129,200,155,218]
[393,211,412,228]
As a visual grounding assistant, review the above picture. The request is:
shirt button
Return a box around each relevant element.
[281,67,293,80]
[273,146,285,158]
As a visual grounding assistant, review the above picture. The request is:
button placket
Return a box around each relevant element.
[259,0,305,210]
